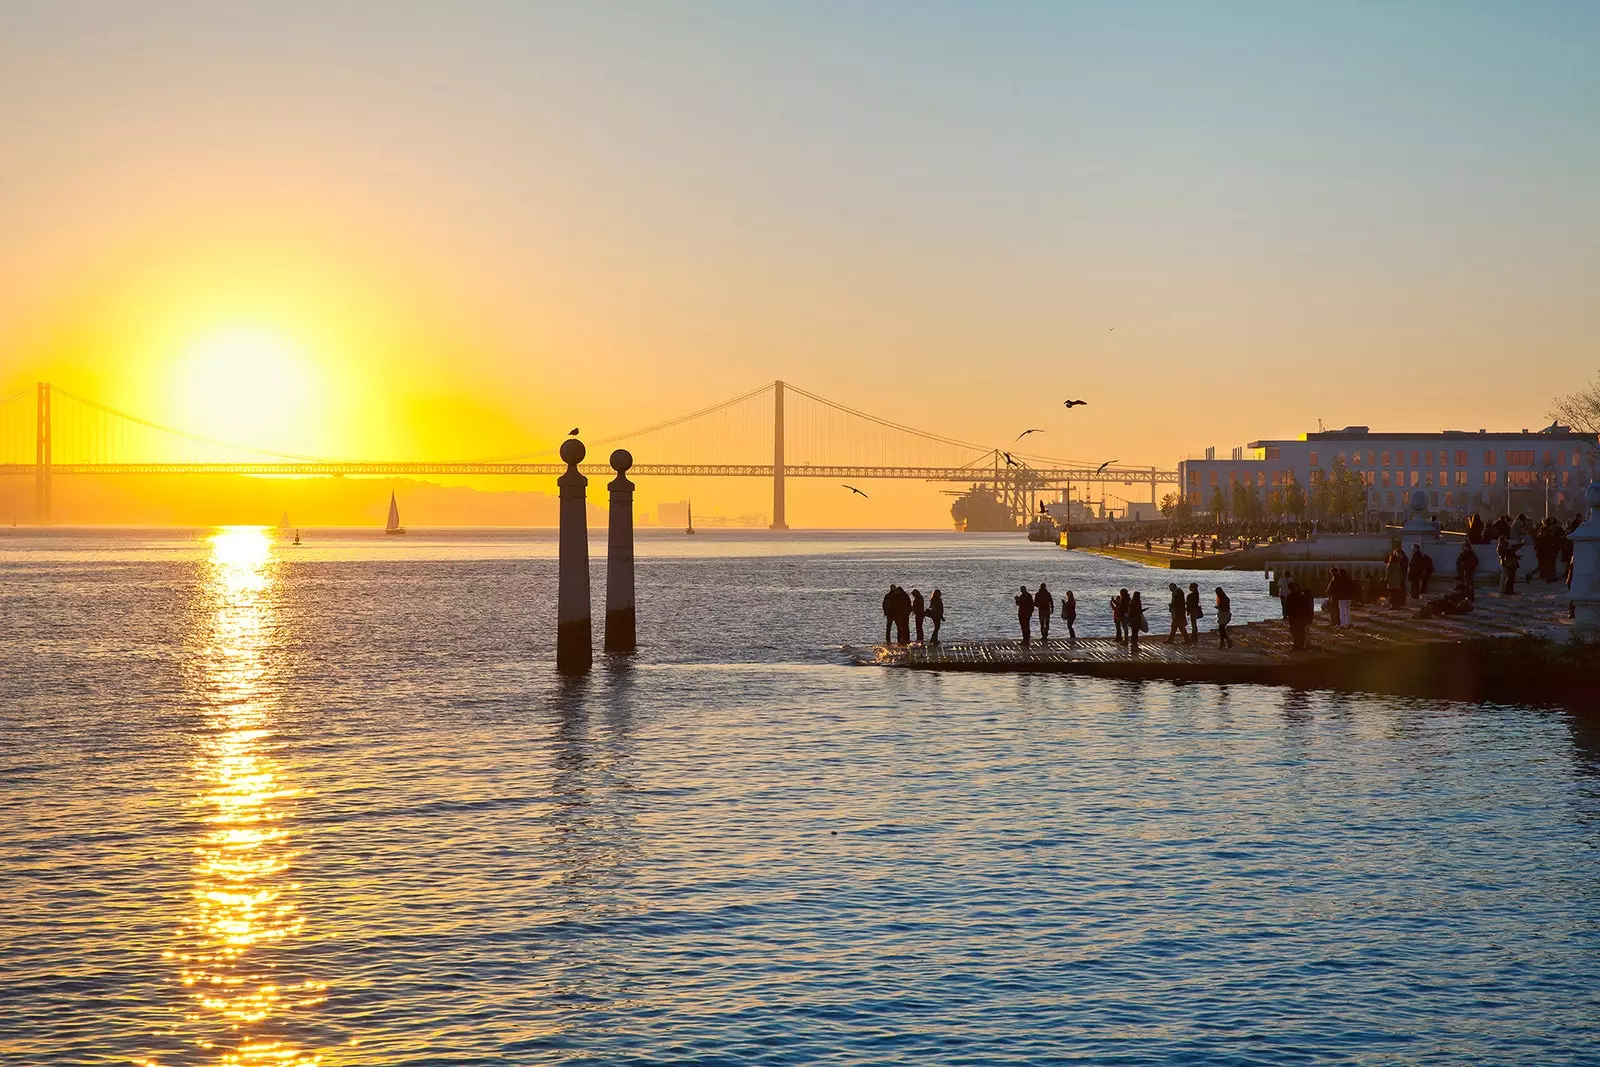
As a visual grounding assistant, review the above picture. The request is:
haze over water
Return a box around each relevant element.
[3,528,1598,1065]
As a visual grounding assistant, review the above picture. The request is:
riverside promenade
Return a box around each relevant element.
[866,586,1595,705]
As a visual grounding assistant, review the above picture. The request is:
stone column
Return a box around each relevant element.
[1569,481,1600,639]
[556,438,591,674]
[605,448,636,653]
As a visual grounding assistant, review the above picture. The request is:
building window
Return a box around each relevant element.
[1257,472,1266,487]
[1410,451,1419,466]
[1506,450,1535,466]
[1352,452,1362,466]
[1265,446,1280,460]
[1410,471,1419,486]
[1444,492,1453,506]
[1308,451,1318,466]
[1454,470,1468,486]
[1563,471,1571,486]
[1544,451,1553,466]
[1381,472,1390,487]
[1509,470,1538,486]
[1484,471,1499,486]
[1430,491,1438,506]
[1381,451,1390,465]
[1424,472,1433,487]
[1386,492,1395,506]
[1424,451,1432,466]
[1575,452,1584,467]
[1210,472,1218,486]
[1455,451,1468,467]
[1368,452,1376,466]
[1189,470,1200,485]
[1439,450,1447,465]
[1484,450,1496,466]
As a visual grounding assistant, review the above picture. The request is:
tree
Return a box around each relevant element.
[1267,489,1285,519]
[1327,456,1366,518]
[1210,487,1227,518]
[1550,372,1600,435]
[1159,492,1192,522]
[1284,475,1307,519]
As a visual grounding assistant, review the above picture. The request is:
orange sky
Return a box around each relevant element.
[2,3,1596,526]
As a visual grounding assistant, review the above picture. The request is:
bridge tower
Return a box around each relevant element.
[35,382,51,523]
[771,379,788,530]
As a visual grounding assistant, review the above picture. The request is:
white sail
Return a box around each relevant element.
[386,493,401,533]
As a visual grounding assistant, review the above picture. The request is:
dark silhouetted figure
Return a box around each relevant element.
[1215,587,1233,648]
[1015,585,1035,645]
[911,588,926,644]
[928,589,945,642]
[1111,595,1125,641]
[1062,590,1077,642]
[1166,583,1187,643]
[1127,592,1146,650]
[1455,542,1479,601]
[1285,580,1315,650]
[893,585,912,643]
[1385,549,1407,609]
[1407,545,1431,598]
[1185,582,1203,643]
[882,585,896,644]
[1035,583,1053,641]
[1497,535,1521,594]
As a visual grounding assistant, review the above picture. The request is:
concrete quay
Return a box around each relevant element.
[864,585,1597,706]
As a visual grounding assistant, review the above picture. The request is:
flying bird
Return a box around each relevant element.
[1108,327,1115,332]
[1062,399,1087,408]
[1003,452,1020,467]
[843,484,868,498]
[568,428,580,436]
[1096,460,1118,474]
[1015,428,1043,440]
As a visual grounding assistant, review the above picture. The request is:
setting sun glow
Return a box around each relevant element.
[172,327,320,454]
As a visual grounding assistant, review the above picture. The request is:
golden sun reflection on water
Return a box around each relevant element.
[153,527,325,1067]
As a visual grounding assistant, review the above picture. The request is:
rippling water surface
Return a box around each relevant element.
[3,527,1598,1066]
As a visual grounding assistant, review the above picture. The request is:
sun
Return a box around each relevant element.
[172,326,319,454]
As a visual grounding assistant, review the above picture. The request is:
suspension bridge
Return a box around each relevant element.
[0,380,1177,525]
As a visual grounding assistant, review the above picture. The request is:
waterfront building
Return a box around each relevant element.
[1178,426,1600,520]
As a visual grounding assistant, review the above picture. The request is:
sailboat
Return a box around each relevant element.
[292,529,302,546]
[278,511,291,532]
[385,492,407,535]
[685,500,695,535]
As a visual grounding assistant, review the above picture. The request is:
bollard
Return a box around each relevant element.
[556,438,592,674]
[1569,481,1600,640]
[605,448,637,653]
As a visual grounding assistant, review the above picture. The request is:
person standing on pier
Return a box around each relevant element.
[1215,587,1233,648]
[911,588,926,644]
[882,586,897,644]
[1185,582,1204,643]
[1165,583,1187,643]
[1407,545,1429,598]
[1497,535,1521,595]
[1035,583,1054,642]
[1128,592,1146,650]
[1062,590,1077,642]
[1455,541,1479,601]
[1015,585,1035,645]
[1285,580,1314,650]
[928,589,945,643]
[1385,549,1407,609]
[1111,594,1125,641]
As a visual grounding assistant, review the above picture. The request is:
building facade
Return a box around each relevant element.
[1178,426,1600,520]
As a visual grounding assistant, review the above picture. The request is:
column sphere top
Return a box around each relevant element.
[560,438,586,466]
[610,449,634,473]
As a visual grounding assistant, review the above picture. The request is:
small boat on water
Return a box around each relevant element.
[278,511,291,532]
[685,500,695,535]
[292,529,302,546]
[385,493,407,535]
[1027,516,1059,543]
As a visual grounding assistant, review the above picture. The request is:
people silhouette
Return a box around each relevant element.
[911,588,926,644]
[928,589,945,642]
[1015,585,1035,645]
[1035,583,1053,641]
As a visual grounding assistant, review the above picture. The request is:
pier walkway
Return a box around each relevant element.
[864,586,1590,703]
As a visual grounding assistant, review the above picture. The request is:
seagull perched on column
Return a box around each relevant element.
[568,427,580,436]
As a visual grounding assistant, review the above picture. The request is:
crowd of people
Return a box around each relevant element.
[880,509,1588,652]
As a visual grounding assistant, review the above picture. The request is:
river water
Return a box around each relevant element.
[2,527,1597,1066]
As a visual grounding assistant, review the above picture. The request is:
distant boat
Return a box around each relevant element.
[385,493,407,535]
[685,500,695,535]
[278,511,291,531]
[292,529,302,546]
